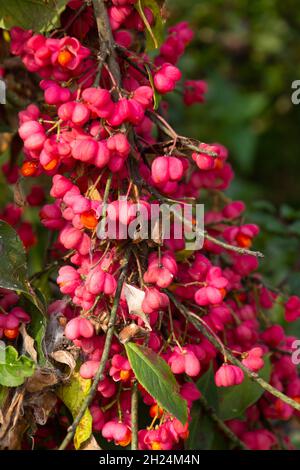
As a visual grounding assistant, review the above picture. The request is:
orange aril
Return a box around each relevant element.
[236,233,252,248]
[58,49,73,67]
[43,158,58,171]
[80,210,98,230]
[21,161,38,177]
[119,369,131,381]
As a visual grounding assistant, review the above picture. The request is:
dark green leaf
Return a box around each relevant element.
[125,342,188,424]
[196,363,219,412]
[0,221,47,317]
[186,403,214,449]
[0,220,28,293]
[0,0,68,32]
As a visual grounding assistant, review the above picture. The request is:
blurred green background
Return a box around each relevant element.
[167,0,300,294]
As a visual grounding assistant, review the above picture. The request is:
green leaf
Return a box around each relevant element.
[125,342,188,424]
[187,365,233,450]
[217,356,272,420]
[196,363,219,412]
[269,296,285,325]
[0,345,35,387]
[0,221,47,317]
[0,385,9,408]
[0,220,28,293]
[57,372,92,450]
[0,0,68,32]
[186,403,213,449]
[187,365,220,449]
[136,0,165,51]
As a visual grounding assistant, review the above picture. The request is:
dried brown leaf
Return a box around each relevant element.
[51,350,76,377]
[26,391,57,426]
[19,323,37,362]
[0,388,25,449]
[25,368,58,393]
[123,283,152,330]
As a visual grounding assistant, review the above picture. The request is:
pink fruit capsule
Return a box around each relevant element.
[19,120,44,140]
[71,102,90,126]
[58,101,76,121]
[86,269,105,295]
[94,141,110,168]
[151,156,169,184]
[79,360,100,379]
[50,175,73,198]
[65,317,81,341]
[24,132,46,151]
[215,364,244,387]
[72,138,98,162]
[78,317,94,338]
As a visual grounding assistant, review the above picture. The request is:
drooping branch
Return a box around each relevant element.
[129,160,263,258]
[166,291,300,413]
[58,248,131,450]
[147,111,219,157]
[204,232,264,258]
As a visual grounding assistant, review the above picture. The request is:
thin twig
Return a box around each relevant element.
[130,163,263,258]
[131,381,139,450]
[166,291,300,413]
[115,45,149,79]
[205,231,264,258]
[147,111,219,157]
[58,249,131,450]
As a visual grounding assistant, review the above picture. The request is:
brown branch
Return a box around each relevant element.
[115,44,149,79]
[147,111,219,157]
[92,0,121,86]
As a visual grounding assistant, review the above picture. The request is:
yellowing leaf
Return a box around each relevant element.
[57,372,92,450]
[74,410,91,450]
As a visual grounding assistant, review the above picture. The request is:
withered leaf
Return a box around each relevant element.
[123,283,151,330]
[119,323,148,344]
[25,368,58,393]
[26,391,57,426]
[51,350,76,377]
[20,323,37,363]
[0,388,25,449]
